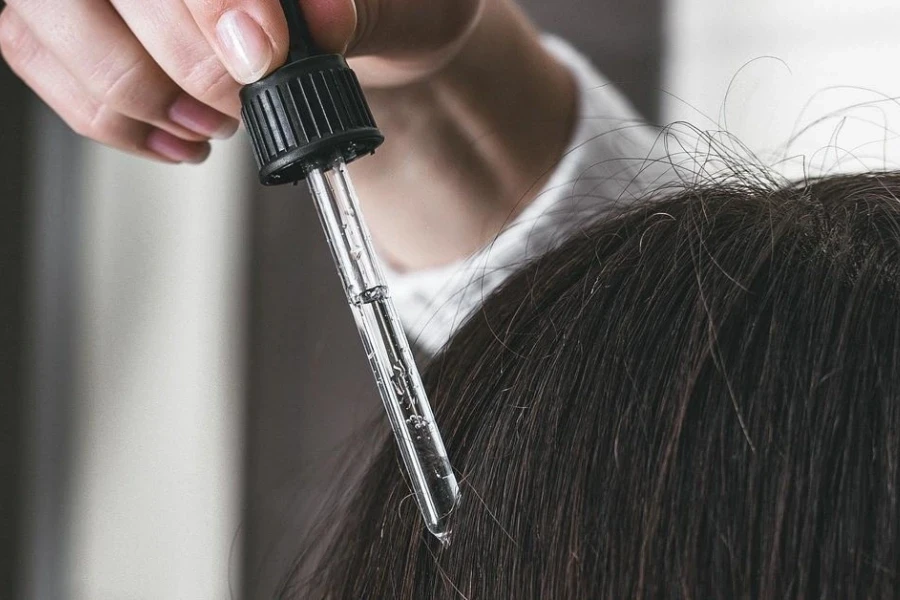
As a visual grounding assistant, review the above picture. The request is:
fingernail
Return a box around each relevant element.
[169,94,239,140]
[216,10,273,84]
[146,129,211,164]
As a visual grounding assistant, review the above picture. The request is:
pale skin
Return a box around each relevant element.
[0,0,576,270]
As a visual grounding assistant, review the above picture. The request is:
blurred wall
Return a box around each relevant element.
[4,67,252,600]
[64,141,251,599]
[20,107,84,600]
[664,0,900,177]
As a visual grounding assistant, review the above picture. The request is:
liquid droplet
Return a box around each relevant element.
[407,415,430,430]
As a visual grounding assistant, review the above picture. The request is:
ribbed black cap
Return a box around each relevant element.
[240,54,384,185]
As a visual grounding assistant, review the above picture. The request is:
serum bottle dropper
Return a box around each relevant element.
[239,2,461,543]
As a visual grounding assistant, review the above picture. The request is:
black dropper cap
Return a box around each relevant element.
[240,1,384,185]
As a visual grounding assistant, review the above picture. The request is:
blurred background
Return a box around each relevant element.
[2,0,900,598]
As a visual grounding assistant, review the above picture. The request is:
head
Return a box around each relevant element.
[286,171,900,598]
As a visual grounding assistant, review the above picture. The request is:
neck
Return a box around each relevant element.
[348,0,577,271]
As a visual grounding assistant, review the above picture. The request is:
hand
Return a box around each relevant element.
[0,0,483,163]
[1,0,575,271]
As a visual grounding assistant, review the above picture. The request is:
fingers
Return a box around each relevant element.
[6,0,237,139]
[181,0,483,85]
[0,8,210,163]
[1,0,486,165]
[296,0,358,54]
[300,0,485,87]
[306,0,484,60]
[182,0,289,85]
[107,0,242,117]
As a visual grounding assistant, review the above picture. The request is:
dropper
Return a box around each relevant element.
[238,2,461,542]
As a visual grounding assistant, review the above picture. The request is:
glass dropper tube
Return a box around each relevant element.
[306,154,461,542]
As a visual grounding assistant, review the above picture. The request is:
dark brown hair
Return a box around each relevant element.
[286,172,900,598]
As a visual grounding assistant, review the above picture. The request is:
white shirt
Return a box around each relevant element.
[386,37,673,358]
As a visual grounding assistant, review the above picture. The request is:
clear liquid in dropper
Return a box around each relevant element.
[351,292,459,542]
[307,157,461,542]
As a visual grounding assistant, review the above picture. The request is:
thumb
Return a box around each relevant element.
[187,0,481,86]
[185,0,291,85]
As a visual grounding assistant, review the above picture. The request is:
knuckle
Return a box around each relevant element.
[67,114,94,139]
[61,90,104,137]
[0,10,36,69]
[176,51,236,103]
[66,103,103,139]
[90,56,147,111]
[67,104,142,153]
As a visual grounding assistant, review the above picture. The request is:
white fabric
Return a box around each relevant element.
[386,36,672,357]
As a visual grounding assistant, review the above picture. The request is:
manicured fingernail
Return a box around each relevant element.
[146,129,211,164]
[169,94,238,140]
[216,10,273,84]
